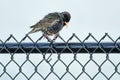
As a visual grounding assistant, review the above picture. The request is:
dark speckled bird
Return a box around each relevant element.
[28,11,71,41]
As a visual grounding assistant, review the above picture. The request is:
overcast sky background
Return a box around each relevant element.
[0,0,120,41]
[0,0,120,80]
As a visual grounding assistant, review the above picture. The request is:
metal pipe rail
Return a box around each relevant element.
[0,42,120,53]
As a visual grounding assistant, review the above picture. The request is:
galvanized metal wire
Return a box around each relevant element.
[0,33,120,80]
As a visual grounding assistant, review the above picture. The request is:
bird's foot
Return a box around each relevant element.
[53,34,59,41]
[43,34,51,42]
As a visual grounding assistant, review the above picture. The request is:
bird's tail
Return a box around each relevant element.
[27,29,35,35]
[30,25,34,28]
[27,25,37,35]
[27,31,32,35]
[27,27,42,35]
[27,24,42,35]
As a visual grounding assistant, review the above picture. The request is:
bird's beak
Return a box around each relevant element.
[65,22,68,27]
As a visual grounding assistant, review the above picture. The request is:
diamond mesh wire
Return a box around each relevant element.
[0,33,120,80]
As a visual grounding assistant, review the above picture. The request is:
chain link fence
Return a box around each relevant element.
[0,33,120,80]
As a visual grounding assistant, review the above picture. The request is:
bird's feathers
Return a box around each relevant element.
[28,12,62,34]
[28,11,71,35]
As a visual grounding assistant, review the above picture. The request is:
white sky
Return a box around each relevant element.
[0,0,120,41]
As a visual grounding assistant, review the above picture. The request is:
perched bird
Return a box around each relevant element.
[28,11,71,41]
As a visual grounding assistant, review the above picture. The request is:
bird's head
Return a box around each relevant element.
[61,11,71,27]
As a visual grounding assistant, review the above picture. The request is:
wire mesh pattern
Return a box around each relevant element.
[0,33,120,80]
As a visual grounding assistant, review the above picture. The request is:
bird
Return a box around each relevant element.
[28,11,71,41]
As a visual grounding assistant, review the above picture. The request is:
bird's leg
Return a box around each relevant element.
[53,34,59,40]
[43,34,51,42]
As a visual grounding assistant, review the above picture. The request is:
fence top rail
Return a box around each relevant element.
[0,42,120,53]
[0,33,120,53]
[0,42,120,47]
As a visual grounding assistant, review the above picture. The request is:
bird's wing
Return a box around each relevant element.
[30,12,61,29]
